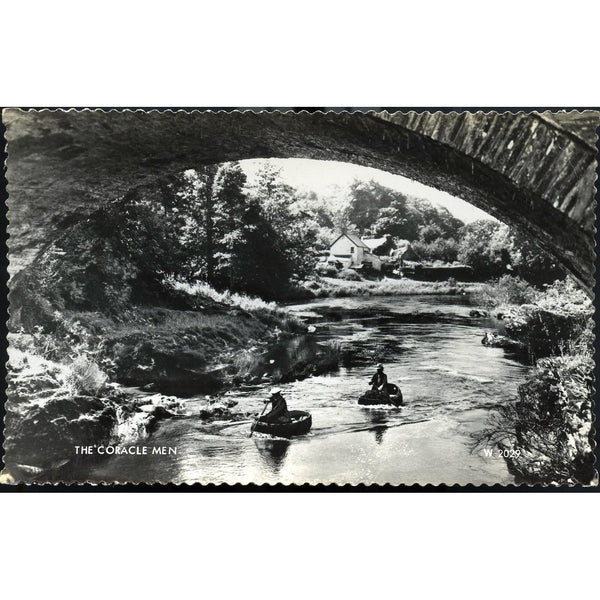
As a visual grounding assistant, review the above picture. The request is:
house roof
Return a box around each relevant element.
[391,240,420,259]
[330,232,369,250]
[361,236,389,251]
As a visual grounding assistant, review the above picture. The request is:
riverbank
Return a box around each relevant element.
[287,276,483,300]
[4,282,342,478]
[472,278,595,485]
[4,340,188,478]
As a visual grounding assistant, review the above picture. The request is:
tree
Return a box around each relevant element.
[372,202,413,238]
[418,223,445,244]
[212,162,251,291]
[250,163,296,231]
[347,180,408,234]
[457,220,513,278]
[509,231,565,285]
[249,163,319,280]
[176,166,218,281]
[209,162,294,297]
[457,219,567,284]
[110,162,312,301]
[346,179,463,242]
[412,237,459,263]
[294,190,335,230]
[231,197,293,297]
[119,176,197,286]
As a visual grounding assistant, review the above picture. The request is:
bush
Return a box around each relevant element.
[474,278,594,485]
[63,356,108,395]
[474,353,595,485]
[412,237,459,263]
[338,268,363,281]
[474,275,539,308]
[502,279,592,360]
[315,263,339,277]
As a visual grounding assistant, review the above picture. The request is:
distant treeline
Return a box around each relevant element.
[123,161,564,300]
[316,178,564,284]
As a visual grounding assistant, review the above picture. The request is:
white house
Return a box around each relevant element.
[328,232,382,271]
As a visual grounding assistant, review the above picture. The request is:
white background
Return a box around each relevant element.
[1,1,598,598]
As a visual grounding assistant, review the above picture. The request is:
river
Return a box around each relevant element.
[80,295,530,485]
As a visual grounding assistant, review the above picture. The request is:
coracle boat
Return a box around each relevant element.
[358,384,403,407]
[253,410,312,437]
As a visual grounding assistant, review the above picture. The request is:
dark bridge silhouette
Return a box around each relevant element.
[4,109,598,292]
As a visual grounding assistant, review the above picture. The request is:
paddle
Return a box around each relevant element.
[249,399,271,438]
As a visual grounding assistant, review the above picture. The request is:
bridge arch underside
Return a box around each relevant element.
[5,109,598,293]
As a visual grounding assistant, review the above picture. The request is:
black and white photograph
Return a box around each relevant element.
[4,5,600,600]
[0,108,597,486]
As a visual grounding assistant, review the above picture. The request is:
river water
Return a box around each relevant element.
[82,295,530,485]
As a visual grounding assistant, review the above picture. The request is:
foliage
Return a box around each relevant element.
[501,279,593,360]
[291,276,474,299]
[119,162,307,300]
[293,190,336,231]
[343,180,463,241]
[474,275,540,308]
[456,220,565,285]
[319,179,561,287]
[531,278,591,315]
[117,178,198,287]
[13,155,572,319]
[338,268,363,281]
[174,165,565,292]
[457,220,513,278]
[474,278,594,484]
[509,231,565,284]
[212,162,262,292]
[175,167,219,280]
[248,163,321,280]
[124,162,298,300]
[164,277,291,320]
[474,352,594,485]
[412,237,459,263]
[346,180,403,233]
[63,356,108,395]
[315,262,339,277]
[166,161,322,298]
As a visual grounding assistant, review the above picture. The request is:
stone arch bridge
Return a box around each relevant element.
[3,108,598,292]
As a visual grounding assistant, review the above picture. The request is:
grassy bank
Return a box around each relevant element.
[5,278,343,476]
[475,351,595,485]
[289,276,482,299]
[12,274,334,396]
[6,311,341,477]
[473,278,595,485]
[474,278,592,360]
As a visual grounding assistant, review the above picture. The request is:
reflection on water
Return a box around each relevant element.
[372,425,386,446]
[83,295,530,485]
[362,409,390,445]
[254,439,291,474]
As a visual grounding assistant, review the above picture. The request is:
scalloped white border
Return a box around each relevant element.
[1,107,597,488]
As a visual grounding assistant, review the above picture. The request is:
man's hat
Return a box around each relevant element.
[377,363,384,369]
[270,388,282,396]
